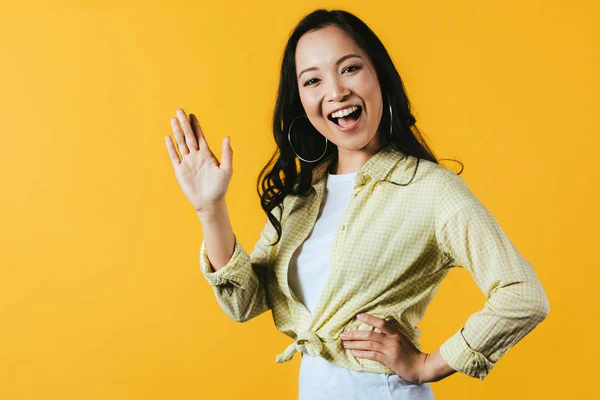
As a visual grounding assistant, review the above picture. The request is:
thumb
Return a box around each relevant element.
[220,136,233,173]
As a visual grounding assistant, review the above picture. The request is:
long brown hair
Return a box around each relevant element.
[258,9,463,245]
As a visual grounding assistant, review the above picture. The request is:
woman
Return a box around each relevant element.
[165,9,550,399]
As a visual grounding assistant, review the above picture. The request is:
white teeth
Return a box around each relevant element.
[330,106,359,119]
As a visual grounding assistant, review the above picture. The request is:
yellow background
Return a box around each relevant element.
[1,0,597,398]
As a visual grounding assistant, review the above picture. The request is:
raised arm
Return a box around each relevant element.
[165,107,274,322]
[198,203,278,322]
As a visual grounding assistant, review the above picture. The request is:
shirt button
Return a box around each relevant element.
[356,173,369,185]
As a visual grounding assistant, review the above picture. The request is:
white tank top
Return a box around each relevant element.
[288,170,435,399]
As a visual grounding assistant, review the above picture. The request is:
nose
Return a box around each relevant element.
[325,76,351,103]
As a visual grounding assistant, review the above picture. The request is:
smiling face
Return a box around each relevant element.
[295,24,385,171]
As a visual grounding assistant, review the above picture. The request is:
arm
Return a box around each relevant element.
[198,199,235,272]
[419,349,457,383]
[433,171,550,381]
[198,199,279,323]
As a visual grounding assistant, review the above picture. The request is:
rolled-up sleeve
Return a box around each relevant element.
[435,170,550,380]
[199,211,279,323]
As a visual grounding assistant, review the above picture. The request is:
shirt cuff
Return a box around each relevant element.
[439,327,495,381]
[199,235,252,295]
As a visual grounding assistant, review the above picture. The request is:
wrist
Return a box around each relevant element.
[196,199,227,223]
[417,352,431,384]
[418,348,457,383]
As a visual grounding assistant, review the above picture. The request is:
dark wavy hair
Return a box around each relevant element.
[257,8,463,245]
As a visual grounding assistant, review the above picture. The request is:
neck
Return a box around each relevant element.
[329,140,385,175]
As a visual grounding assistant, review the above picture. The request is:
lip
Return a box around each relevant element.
[330,111,362,133]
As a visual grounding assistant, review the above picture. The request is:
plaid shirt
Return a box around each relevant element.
[199,142,550,380]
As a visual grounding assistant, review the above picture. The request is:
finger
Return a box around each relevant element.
[164,135,181,167]
[350,350,385,364]
[356,313,396,335]
[342,339,386,353]
[341,330,387,344]
[170,117,189,156]
[176,108,198,152]
[189,113,208,149]
[220,136,232,173]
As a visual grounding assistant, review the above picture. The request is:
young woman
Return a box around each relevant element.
[165,9,550,400]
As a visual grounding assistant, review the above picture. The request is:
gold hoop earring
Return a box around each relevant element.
[287,115,328,163]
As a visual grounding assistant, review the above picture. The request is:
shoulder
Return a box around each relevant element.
[387,154,460,190]
[421,161,488,221]
[386,155,481,217]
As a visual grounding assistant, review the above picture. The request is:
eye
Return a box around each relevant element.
[343,65,361,73]
[303,65,361,87]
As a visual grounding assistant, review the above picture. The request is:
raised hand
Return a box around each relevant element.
[165,108,233,213]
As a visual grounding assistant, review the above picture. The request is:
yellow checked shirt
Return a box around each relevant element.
[199,142,550,381]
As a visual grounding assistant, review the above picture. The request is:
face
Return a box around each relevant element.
[295,25,384,156]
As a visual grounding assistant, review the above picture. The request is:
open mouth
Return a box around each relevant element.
[328,106,363,128]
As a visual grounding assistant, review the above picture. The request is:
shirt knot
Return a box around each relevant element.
[275,331,324,363]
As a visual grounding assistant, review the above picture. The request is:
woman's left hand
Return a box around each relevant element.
[340,313,429,384]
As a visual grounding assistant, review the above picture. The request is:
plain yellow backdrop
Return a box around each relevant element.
[1,0,597,398]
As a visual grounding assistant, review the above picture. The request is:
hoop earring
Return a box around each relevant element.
[287,114,328,163]
[388,93,393,137]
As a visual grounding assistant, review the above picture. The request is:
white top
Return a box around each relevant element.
[288,171,435,400]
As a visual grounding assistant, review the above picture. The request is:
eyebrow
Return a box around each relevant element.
[297,53,362,80]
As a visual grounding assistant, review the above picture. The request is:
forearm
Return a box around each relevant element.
[197,201,272,322]
[420,348,457,384]
[197,199,235,272]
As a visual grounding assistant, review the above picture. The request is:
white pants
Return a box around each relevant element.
[298,353,435,400]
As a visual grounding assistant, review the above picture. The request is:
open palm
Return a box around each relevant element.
[165,108,233,212]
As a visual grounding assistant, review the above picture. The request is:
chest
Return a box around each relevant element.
[270,180,440,302]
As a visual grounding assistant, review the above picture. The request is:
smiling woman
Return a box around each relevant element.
[294,26,385,168]
[167,7,550,400]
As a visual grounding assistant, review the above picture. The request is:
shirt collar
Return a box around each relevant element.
[311,142,407,190]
